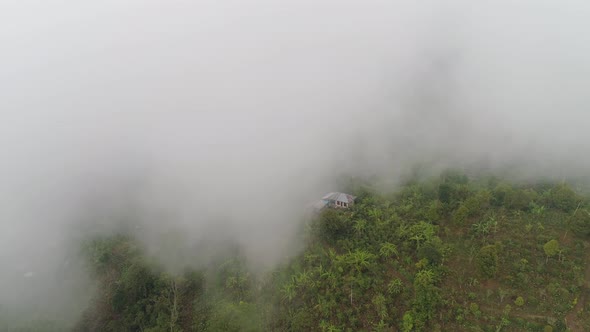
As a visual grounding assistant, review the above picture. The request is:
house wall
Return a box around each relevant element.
[333,201,349,208]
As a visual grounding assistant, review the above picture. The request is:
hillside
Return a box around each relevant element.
[71,171,590,332]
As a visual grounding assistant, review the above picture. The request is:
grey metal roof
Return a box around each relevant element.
[322,192,337,200]
[337,193,349,203]
[322,192,356,204]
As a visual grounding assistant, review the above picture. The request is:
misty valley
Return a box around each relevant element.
[5,1,590,332]
[7,171,589,332]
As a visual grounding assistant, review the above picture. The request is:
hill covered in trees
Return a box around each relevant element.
[25,171,590,331]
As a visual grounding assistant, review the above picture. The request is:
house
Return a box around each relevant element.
[322,192,356,208]
[310,192,356,212]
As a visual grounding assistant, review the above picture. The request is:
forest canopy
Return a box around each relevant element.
[53,171,590,332]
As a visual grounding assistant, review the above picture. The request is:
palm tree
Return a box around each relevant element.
[319,320,341,332]
[296,270,314,289]
[281,282,296,302]
[347,250,376,273]
[353,219,367,238]
[372,293,388,319]
[472,220,490,238]
[368,208,382,222]
[414,269,435,287]
[379,242,399,259]
[387,278,403,295]
[396,223,410,238]
[410,233,426,249]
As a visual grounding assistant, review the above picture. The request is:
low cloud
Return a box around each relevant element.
[1,0,590,325]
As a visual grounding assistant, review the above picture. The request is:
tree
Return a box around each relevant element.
[452,205,470,225]
[412,268,441,325]
[225,272,249,301]
[426,200,442,222]
[406,221,436,249]
[547,184,580,212]
[530,201,546,215]
[514,296,525,307]
[543,239,559,263]
[506,188,533,210]
[165,277,181,332]
[492,183,514,206]
[438,183,453,205]
[319,209,351,244]
[477,245,499,278]
[418,242,442,266]
[571,208,590,238]
[208,300,262,332]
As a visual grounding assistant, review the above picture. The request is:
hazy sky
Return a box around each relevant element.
[1,0,590,326]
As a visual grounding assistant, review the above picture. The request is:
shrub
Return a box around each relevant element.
[402,312,414,332]
[543,240,559,263]
[469,302,479,315]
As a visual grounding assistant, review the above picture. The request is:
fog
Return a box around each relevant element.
[2,0,590,326]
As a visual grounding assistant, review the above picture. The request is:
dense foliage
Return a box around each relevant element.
[21,171,590,331]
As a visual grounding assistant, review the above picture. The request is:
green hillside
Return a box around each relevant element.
[74,171,590,332]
